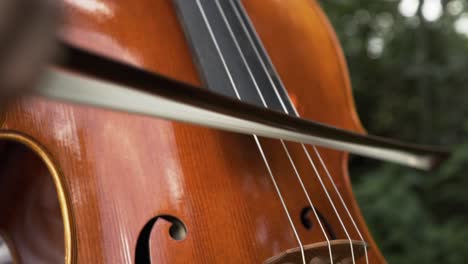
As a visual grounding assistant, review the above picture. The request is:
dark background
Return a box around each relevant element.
[320,0,468,263]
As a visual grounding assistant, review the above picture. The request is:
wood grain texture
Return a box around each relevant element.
[0,0,386,263]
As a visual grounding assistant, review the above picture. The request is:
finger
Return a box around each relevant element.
[0,0,36,55]
[0,0,61,99]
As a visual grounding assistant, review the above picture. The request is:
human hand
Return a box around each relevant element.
[0,0,60,107]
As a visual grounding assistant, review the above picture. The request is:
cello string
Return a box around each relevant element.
[195,1,307,263]
[299,145,355,263]
[311,146,369,264]
[229,0,368,263]
[215,0,335,263]
[226,0,352,262]
[231,0,369,262]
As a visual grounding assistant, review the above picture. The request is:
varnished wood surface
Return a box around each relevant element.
[0,0,386,263]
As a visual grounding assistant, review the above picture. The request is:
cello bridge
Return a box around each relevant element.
[264,239,367,264]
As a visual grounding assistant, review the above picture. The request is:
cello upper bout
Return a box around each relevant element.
[241,0,366,133]
[61,0,202,86]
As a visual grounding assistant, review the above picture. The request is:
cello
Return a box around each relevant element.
[0,0,448,263]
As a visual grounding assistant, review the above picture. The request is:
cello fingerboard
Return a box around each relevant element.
[172,0,297,116]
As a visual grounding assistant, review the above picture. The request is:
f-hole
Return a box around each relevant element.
[300,206,337,240]
[135,215,187,264]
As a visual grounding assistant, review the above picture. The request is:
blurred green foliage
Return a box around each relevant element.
[320,0,468,262]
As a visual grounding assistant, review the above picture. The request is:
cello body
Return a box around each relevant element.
[0,0,386,263]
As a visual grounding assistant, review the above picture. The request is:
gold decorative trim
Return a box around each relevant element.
[0,229,20,264]
[0,131,75,264]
